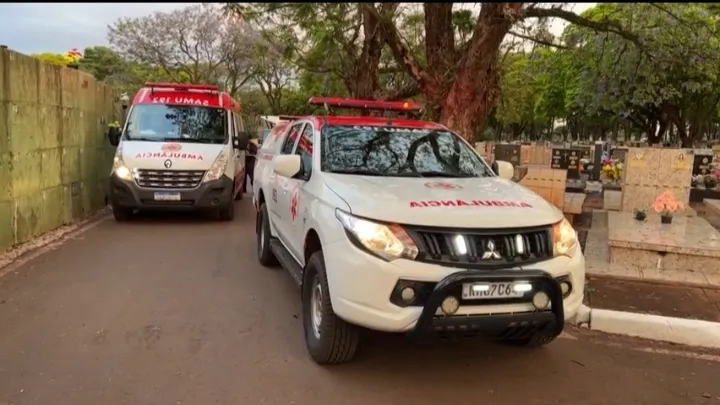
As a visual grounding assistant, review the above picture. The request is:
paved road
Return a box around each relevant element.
[1,198,719,405]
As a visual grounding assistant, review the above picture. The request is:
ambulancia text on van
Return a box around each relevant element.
[107,82,250,221]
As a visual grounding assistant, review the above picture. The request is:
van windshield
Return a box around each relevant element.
[124,104,228,144]
[321,125,494,178]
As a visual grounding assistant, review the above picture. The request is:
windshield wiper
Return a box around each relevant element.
[328,169,386,176]
[125,136,161,142]
[161,137,220,144]
[413,171,476,178]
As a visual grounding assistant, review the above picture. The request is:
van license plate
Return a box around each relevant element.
[154,192,181,201]
[461,283,525,300]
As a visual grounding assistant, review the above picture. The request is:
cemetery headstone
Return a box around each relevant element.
[610,147,628,164]
[494,144,521,166]
[591,142,605,181]
[551,148,582,180]
[692,154,713,177]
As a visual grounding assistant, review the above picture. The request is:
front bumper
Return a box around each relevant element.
[324,236,585,333]
[409,270,563,339]
[108,174,234,210]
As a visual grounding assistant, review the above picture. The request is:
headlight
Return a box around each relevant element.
[553,218,578,256]
[112,155,133,181]
[335,209,418,261]
[203,152,229,183]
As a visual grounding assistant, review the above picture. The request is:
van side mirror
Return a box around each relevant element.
[107,127,121,147]
[234,131,250,150]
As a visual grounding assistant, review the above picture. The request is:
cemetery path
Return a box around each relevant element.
[0,198,718,405]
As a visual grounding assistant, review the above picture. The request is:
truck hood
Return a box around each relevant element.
[121,141,224,170]
[324,174,562,228]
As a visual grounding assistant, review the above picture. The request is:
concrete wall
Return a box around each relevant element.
[0,48,122,253]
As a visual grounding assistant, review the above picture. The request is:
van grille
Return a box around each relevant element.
[404,225,553,269]
[135,169,205,189]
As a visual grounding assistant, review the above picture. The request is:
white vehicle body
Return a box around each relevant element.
[107,84,249,221]
[253,110,585,364]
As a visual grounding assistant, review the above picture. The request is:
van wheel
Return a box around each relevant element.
[112,204,133,222]
[302,251,360,365]
[218,202,235,221]
[504,333,558,348]
[257,203,278,266]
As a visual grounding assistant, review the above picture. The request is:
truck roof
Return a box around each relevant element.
[132,82,242,112]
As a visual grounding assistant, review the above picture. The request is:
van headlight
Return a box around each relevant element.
[112,156,133,181]
[553,218,578,256]
[203,153,229,183]
[335,209,418,261]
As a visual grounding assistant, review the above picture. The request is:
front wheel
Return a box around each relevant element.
[112,204,133,222]
[218,202,235,221]
[256,203,278,267]
[302,251,360,365]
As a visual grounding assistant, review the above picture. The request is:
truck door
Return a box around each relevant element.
[285,122,315,261]
[271,122,303,247]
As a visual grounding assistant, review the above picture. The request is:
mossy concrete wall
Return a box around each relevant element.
[0,48,122,253]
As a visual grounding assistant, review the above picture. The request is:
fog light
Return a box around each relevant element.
[531,291,550,309]
[400,287,416,303]
[560,281,571,296]
[440,296,460,315]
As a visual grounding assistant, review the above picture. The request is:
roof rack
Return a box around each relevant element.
[308,97,423,115]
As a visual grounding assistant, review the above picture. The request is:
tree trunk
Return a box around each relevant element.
[352,5,397,99]
[440,4,522,141]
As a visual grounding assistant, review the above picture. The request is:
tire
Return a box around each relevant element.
[256,203,279,267]
[112,204,133,222]
[302,251,360,365]
[504,333,558,348]
[218,202,235,221]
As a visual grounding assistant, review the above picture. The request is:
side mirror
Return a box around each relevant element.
[234,131,250,150]
[494,160,514,180]
[107,127,121,147]
[273,155,301,178]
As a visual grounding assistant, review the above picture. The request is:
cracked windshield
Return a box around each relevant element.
[0,2,718,405]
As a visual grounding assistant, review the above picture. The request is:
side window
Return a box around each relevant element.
[280,123,303,155]
[295,124,314,178]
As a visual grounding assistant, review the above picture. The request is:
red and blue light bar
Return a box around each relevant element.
[308,97,423,112]
[145,82,220,94]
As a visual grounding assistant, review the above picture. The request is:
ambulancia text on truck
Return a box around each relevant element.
[107,82,250,221]
[252,97,585,364]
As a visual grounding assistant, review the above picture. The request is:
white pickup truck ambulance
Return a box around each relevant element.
[253,97,585,364]
[107,82,250,221]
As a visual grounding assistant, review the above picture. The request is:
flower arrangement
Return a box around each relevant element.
[704,174,718,190]
[601,159,624,182]
[653,190,684,224]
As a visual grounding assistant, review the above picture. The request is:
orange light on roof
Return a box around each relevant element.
[308,97,423,112]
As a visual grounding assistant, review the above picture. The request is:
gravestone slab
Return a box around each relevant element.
[551,148,582,180]
[494,144,521,166]
[692,154,713,177]
[610,147,628,164]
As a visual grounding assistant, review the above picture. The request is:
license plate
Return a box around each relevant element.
[461,282,525,300]
[154,192,181,201]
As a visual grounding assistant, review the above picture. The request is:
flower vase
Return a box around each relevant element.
[660,215,673,224]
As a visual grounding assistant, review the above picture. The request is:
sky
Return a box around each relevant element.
[0,2,596,55]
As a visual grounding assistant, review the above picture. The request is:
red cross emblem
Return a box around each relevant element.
[290,186,300,222]
[424,181,463,190]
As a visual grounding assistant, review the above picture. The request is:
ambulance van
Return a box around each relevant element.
[107,82,250,221]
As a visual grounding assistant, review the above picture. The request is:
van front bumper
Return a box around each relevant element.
[108,174,234,210]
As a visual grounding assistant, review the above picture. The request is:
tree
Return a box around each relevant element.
[79,46,127,81]
[32,53,69,67]
[224,3,407,100]
[108,4,256,88]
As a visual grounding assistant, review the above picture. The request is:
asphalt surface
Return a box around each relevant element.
[1,198,719,405]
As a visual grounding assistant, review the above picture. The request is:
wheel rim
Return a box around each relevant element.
[310,277,323,339]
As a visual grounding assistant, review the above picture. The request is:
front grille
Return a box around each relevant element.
[405,225,553,268]
[135,169,205,189]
